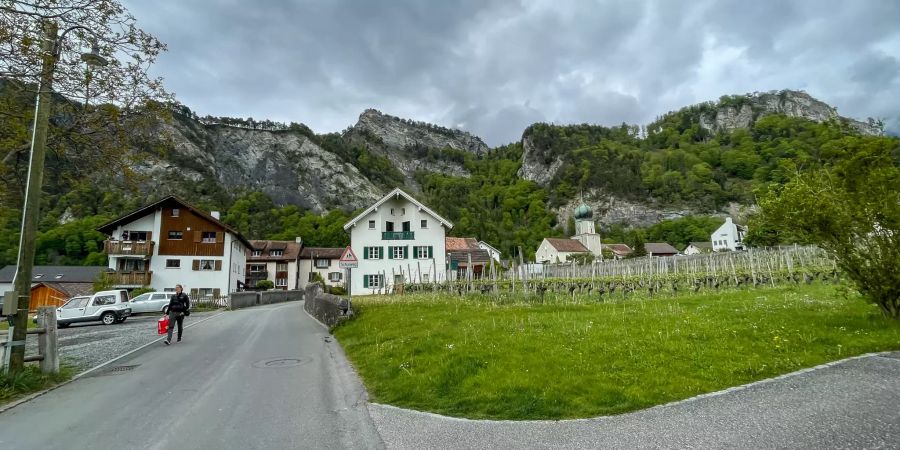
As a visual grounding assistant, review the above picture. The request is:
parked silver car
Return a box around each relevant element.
[128,292,173,314]
[55,289,131,327]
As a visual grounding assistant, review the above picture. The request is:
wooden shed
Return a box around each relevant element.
[30,282,95,312]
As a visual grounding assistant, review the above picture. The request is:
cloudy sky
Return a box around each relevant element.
[124,0,900,145]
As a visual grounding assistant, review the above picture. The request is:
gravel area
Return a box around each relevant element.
[25,311,220,371]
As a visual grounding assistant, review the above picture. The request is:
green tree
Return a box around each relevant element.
[757,141,900,318]
[255,280,275,290]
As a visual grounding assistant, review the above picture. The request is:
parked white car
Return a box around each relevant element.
[129,292,173,314]
[55,289,131,327]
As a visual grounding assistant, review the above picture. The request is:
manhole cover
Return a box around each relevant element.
[91,364,140,377]
[252,358,305,369]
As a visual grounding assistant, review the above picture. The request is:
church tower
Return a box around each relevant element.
[572,202,602,258]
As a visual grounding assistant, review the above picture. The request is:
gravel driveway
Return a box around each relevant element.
[25,311,220,372]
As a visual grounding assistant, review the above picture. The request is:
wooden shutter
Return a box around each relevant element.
[379,274,384,286]
[387,246,394,259]
[190,288,199,298]
[193,231,201,243]
[192,259,200,270]
[213,288,221,298]
[363,247,369,260]
[214,260,222,271]
[363,275,369,288]
[146,231,153,241]
[403,246,408,259]
[216,232,224,243]
[428,246,433,258]
[377,247,383,259]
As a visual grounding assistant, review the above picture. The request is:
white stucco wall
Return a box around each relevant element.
[711,218,746,252]
[348,196,447,295]
[298,259,343,290]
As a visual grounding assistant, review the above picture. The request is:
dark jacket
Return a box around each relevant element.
[168,292,191,313]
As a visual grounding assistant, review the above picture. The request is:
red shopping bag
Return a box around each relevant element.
[157,315,169,335]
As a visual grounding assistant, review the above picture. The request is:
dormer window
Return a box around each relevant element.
[271,250,283,257]
[252,250,262,257]
[55,274,63,279]
[33,274,43,279]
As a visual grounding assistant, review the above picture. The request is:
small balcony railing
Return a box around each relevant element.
[104,240,155,257]
[382,231,415,240]
[106,271,152,287]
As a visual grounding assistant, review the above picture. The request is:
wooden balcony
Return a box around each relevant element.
[104,240,155,257]
[106,271,152,287]
[382,231,415,240]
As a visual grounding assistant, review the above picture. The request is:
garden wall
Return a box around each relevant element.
[304,283,352,327]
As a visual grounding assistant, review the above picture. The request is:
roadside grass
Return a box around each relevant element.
[0,365,74,405]
[0,320,36,331]
[334,284,900,420]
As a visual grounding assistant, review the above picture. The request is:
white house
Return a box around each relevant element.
[298,247,345,290]
[343,188,452,295]
[683,242,713,255]
[711,217,747,252]
[97,196,252,299]
[246,239,302,290]
[535,238,590,263]
[477,241,502,263]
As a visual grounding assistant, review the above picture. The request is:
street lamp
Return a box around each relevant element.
[4,21,107,373]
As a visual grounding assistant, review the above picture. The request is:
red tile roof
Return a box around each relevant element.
[602,244,633,255]
[445,237,480,251]
[248,240,302,261]
[545,238,590,253]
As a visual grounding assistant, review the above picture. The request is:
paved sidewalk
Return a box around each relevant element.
[369,353,900,449]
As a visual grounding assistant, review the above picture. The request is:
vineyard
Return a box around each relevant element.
[401,246,839,301]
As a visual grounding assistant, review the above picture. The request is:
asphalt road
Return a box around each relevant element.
[370,353,900,449]
[0,302,384,450]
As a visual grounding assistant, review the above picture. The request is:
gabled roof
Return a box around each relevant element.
[688,241,713,250]
[343,188,453,231]
[477,241,501,255]
[602,243,633,255]
[645,242,679,255]
[248,240,302,261]
[544,238,590,253]
[445,237,479,251]
[0,265,108,283]
[448,249,492,264]
[300,247,345,260]
[96,195,253,249]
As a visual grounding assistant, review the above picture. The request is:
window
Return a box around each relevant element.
[252,250,262,256]
[93,295,116,306]
[202,231,216,243]
[128,231,148,241]
[365,274,381,288]
[367,247,380,259]
[328,272,342,282]
[151,294,169,301]
[166,259,181,268]
[271,250,283,257]
[276,278,288,287]
[164,288,175,292]
[368,220,375,229]
[401,207,406,215]
[421,219,428,228]
[415,246,432,259]
[171,208,180,217]
[276,263,288,271]
[422,274,430,283]
[394,274,404,284]
[199,259,215,271]
[390,208,394,215]
[63,297,90,309]
[385,221,395,232]
[392,246,404,259]
[315,259,329,268]
[131,293,151,303]
[199,288,214,298]
[168,230,183,240]
[250,264,266,273]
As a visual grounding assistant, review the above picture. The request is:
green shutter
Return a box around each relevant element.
[379,274,384,287]
[428,246,433,258]
[378,247,383,259]
[403,246,408,259]
[363,247,369,260]
[363,275,369,288]
[387,246,394,259]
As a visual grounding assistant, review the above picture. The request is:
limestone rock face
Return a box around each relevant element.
[517,135,565,185]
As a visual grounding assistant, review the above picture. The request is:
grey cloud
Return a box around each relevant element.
[125,0,900,145]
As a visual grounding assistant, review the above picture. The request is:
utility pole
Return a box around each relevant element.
[8,20,58,372]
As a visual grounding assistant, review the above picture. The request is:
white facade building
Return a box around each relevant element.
[343,188,452,296]
[246,240,302,290]
[477,241,502,263]
[711,217,747,252]
[535,238,590,263]
[298,247,345,290]
[97,196,251,299]
[571,203,602,257]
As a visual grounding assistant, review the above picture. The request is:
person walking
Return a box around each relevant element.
[165,284,191,345]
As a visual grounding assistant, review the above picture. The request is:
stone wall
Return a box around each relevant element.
[229,292,259,309]
[229,290,303,310]
[303,283,352,328]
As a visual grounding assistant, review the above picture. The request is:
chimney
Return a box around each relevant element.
[211,211,220,220]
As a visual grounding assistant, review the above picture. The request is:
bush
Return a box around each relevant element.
[130,286,154,297]
[255,280,274,290]
[328,286,347,296]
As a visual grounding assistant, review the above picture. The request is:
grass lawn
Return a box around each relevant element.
[0,365,74,405]
[334,284,900,420]
[0,320,36,331]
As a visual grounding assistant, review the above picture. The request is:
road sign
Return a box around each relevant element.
[339,246,358,269]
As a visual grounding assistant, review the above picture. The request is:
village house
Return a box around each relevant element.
[645,242,680,257]
[684,242,713,255]
[343,188,452,295]
[477,241,502,263]
[535,238,591,263]
[246,239,302,290]
[446,237,493,280]
[0,265,106,312]
[711,217,748,252]
[97,196,252,299]
[298,247,345,290]
[601,243,633,260]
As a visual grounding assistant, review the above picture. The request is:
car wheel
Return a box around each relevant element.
[101,312,116,325]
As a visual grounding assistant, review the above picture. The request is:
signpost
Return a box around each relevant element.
[338,247,358,302]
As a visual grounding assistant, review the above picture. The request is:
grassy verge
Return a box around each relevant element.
[0,365,74,405]
[334,284,900,420]
[0,320,36,331]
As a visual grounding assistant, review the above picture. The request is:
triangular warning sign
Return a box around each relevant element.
[339,246,358,263]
